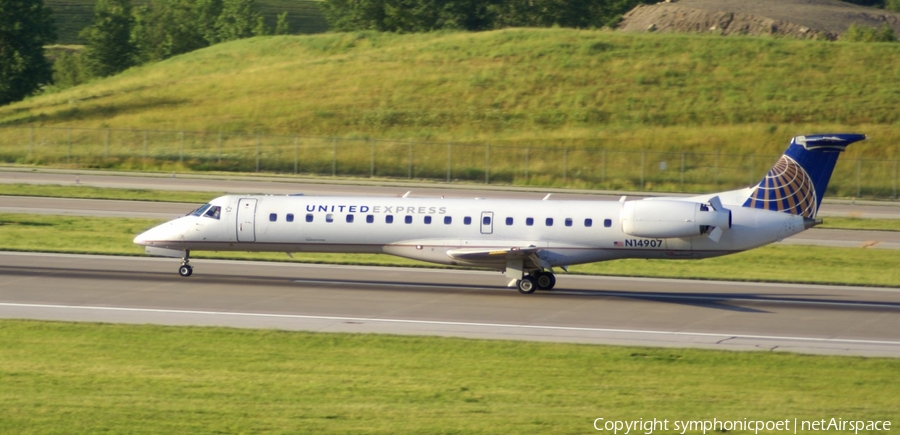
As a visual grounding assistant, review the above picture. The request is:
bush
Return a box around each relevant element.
[841,23,898,42]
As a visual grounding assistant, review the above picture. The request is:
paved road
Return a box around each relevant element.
[0,252,897,357]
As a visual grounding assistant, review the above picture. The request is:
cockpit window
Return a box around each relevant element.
[189,204,211,217]
[204,206,221,220]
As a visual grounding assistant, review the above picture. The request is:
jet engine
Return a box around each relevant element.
[621,197,732,241]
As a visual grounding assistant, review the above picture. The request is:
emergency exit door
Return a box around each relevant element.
[237,198,257,242]
[480,211,494,234]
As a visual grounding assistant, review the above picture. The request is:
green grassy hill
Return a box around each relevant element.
[6,29,899,158]
[46,0,328,44]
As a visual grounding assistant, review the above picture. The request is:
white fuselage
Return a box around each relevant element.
[134,192,807,270]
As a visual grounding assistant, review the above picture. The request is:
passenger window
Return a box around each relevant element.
[584,218,592,227]
[444,216,452,225]
[546,218,554,226]
[203,206,221,220]
[346,215,354,223]
[405,216,413,224]
[565,218,573,227]
[483,216,491,225]
[506,217,513,225]
[366,215,374,223]
[526,217,534,226]
[464,217,472,225]
[306,214,313,222]
[386,215,394,224]
[269,213,277,222]
[326,214,334,223]
[604,219,612,228]
[424,216,432,224]
[286,213,294,222]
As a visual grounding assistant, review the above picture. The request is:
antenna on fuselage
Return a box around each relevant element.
[402,191,411,198]
[542,194,552,201]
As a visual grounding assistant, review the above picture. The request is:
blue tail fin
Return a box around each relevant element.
[742,134,866,218]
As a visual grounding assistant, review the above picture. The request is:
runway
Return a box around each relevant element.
[2,168,899,357]
[1,252,898,357]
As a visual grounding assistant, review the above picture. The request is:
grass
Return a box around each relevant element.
[3,30,900,195]
[1,212,898,286]
[45,0,328,45]
[0,320,897,434]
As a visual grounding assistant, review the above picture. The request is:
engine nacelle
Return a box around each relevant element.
[621,200,731,239]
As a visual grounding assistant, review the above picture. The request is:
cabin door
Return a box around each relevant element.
[236,198,257,242]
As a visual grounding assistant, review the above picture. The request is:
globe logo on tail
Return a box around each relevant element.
[743,155,817,218]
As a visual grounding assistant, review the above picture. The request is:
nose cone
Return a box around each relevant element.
[134,218,187,248]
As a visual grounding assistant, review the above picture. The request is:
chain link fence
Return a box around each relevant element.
[1,126,897,200]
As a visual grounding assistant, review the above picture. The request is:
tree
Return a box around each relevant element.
[80,0,137,77]
[131,0,218,63]
[274,11,290,35]
[216,0,263,41]
[0,0,56,105]
[51,50,91,89]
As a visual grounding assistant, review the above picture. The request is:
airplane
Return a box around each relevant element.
[134,133,866,294]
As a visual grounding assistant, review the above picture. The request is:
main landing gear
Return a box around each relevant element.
[516,270,556,294]
[178,250,193,277]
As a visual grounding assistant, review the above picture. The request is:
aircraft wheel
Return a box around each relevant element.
[535,271,556,290]
[517,276,537,294]
[178,265,193,277]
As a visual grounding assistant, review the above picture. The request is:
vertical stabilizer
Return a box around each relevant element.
[742,134,866,218]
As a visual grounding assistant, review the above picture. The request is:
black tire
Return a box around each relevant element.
[178,265,193,277]
[535,271,556,290]
[517,276,537,294]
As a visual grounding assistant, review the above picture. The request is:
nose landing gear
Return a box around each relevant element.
[178,250,193,277]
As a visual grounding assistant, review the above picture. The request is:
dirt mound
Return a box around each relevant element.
[618,0,900,40]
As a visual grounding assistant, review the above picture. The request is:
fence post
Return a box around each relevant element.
[640,150,645,189]
[714,150,719,188]
[749,155,755,185]
[857,159,861,198]
[66,128,71,164]
[563,147,568,186]
[332,137,337,177]
[105,128,110,158]
[217,132,222,163]
[294,135,299,175]
[143,130,148,169]
[525,146,530,183]
[29,126,34,156]
[407,142,412,179]
[180,131,185,165]
[602,149,606,185]
[446,143,451,182]
[894,160,897,201]
[680,151,685,190]
[485,144,490,184]
[255,134,260,173]
[370,139,375,178]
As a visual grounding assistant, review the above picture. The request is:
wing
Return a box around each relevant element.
[446,245,551,270]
